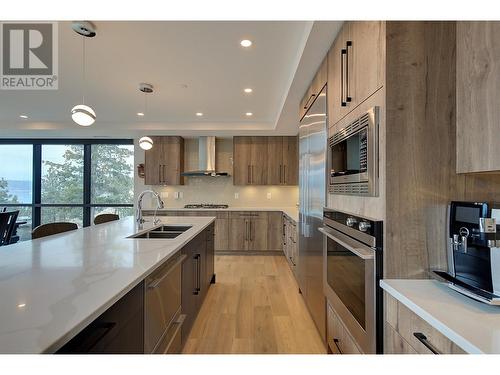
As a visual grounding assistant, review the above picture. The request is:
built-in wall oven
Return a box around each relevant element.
[328,106,379,196]
[320,208,383,353]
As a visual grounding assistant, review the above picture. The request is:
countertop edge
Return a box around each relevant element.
[380,279,483,354]
[45,216,216,353]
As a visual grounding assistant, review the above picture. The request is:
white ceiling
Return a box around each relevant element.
[0,21,342,138]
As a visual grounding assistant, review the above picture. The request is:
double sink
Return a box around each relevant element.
[129,225,193,239]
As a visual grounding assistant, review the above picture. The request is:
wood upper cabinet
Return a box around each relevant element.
[234,136,298,185]
[327,21,384,127]
[300,56,328,120]
[457,21,500,173]
[282,136,299,185]
[352,21,384,108]
[266,137,283,185]
[233,136,267,185]
[144,136,184,185]
[266,136,298,185]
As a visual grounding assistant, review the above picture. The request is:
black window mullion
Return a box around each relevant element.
[83,144,92,227]
[33,144,42,228]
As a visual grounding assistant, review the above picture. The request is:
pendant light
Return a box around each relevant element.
[138,83,154,150]
[71,21,96,126]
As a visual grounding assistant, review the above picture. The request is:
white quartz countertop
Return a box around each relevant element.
[381,279,500,354]
[149,207,299,223]
[0,216,215,354]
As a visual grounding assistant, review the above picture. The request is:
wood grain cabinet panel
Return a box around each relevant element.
[282,136,299,185]
[266,212,283,251]
[144,136,184,185]
[326,302,362,354]
[327,21,384,127]
[234,136,298,186]
[266,137,283,185]
[351,21,384,107]
[301,56,328,120]
[385,294,466,354]
[228,218,248,251]
[457,21,500,173]
[233,137,252,185]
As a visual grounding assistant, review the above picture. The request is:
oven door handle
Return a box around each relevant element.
[318,227,375,260]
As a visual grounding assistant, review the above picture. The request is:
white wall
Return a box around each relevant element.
[134,137,299,209]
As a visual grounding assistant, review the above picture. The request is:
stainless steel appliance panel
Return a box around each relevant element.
[144,253,186,353]
[298,86,327,341]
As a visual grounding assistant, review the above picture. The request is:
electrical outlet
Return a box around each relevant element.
[234,192,239,199]
[267,192,272,200]
[161,192,169,199]
[179,192,183,199]
[174,192,180,199]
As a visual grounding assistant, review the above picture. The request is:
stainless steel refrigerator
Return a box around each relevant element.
[298,86,327,341]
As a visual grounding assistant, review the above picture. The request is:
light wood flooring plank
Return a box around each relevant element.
[182,255,326,354]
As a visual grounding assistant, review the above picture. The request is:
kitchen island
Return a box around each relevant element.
[0,216,215,354]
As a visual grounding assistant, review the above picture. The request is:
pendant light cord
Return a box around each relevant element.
[82,36,86,105]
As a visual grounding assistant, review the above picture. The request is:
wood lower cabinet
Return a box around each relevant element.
[181,227,214,344]
[385,294,466,354]
[457,21,500,173]
[234,136,298,186]
[267,212,283,251]
[283,214,298,270]
[227,212,269,251]
[144,136,184,185]
[327,302,362,354]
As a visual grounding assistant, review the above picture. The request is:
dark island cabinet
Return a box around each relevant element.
[57,282,144,354]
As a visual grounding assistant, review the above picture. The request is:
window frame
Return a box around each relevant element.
[0,138,134,229]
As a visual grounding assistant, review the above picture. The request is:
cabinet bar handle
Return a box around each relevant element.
[304,94,316,109]
[333,338,343,354]
[345,41,352,103]
[283,165,287,184]
[279,164,282,184]
[159,165,162,183]
[413,332,441,354]
[247,165,251,184]
[341,49,347,107]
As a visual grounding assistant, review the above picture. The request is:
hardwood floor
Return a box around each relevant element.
[182,255,327,354]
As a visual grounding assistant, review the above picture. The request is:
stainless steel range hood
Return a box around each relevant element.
[181,136,229,177]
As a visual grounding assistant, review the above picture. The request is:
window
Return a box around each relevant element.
[0,140,134,241]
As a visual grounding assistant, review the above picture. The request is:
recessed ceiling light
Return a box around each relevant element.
[245,112,253,117]
[196,112,203,117]
[19,115,28,119]
[240,39,252,48]
[17,303,26,308]
[137,112,145,117]
[244,88,253,93]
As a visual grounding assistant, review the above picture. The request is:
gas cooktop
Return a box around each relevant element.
[184,204,229,209]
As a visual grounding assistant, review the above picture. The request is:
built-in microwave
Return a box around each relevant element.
[328,107,379,196]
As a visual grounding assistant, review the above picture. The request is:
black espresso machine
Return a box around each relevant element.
[434,201,500,305]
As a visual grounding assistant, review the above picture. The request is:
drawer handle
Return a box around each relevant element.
[333,338,343,354]
[413,332,441,354]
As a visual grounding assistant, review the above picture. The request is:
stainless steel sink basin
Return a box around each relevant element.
[128,224,192,239]
[133,231,182,239]
[153,225,192,232]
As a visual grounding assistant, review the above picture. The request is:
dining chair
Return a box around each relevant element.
[0,210,19,246]
[31,222,78,240]
[93,213,119,225]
